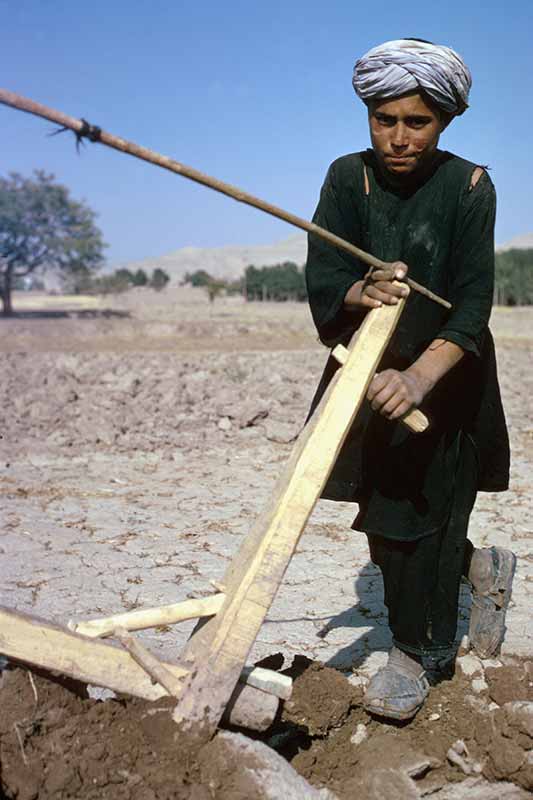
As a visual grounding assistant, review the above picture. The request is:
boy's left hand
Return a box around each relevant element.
[367,369,427,420]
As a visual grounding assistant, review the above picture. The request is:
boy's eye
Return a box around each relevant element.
[375,114,395,126]
[407,118,430,128]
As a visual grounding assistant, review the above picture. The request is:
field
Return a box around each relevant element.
[1,288,533,798]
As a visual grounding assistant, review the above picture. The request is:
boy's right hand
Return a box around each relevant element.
[344,261,409,310]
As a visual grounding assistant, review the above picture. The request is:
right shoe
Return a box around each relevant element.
[362,647,430,721]
[468,546,517,659]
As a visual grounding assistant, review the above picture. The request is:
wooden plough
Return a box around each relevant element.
[0,288,430,735]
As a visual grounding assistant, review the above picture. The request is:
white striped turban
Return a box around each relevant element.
[353,39,472,116]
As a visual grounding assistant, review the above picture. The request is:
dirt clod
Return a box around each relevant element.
[485,663,533,706]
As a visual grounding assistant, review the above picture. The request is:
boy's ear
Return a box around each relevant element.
[439,110,453,131]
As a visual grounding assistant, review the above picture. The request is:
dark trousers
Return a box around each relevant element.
[367,438,477,666]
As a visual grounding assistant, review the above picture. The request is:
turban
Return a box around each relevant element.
[352,39,472,116]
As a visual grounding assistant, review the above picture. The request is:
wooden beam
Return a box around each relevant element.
[174,296,408,733]
[402,408,429,434]
[239,665,292,701]
[68,594,226,638]
[0,607,279,730]
[114,626,184,697]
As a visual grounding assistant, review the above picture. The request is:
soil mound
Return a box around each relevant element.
[1,655,533,799]
[0,664,335,800]
[272,656,533,799]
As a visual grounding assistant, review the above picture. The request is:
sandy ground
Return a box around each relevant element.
[1,287,533,797]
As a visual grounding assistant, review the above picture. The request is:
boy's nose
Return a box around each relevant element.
[391,124,409,148]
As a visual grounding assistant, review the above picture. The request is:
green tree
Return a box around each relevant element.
[0,170,106,315]
[495,248,533,306]
[150,267,170,291]
[184,269,213,287]
[94,269,133,295]
[132,268,148,287]
[114,268,135,286]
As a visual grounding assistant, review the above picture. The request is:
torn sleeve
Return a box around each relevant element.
[436,172,496,357]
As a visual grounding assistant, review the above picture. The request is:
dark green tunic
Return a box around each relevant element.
[306,149,510,541]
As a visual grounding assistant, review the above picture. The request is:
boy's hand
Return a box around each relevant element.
[344,261,409,310]
[367,368,427,420]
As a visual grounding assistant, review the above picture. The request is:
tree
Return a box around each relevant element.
[94,269,133,295]
[183,269,213,287]
[205,279,225,303]
[0,170,105,315]
[494,248,533,306]
[132,268,148,287]
[150,267,170,291]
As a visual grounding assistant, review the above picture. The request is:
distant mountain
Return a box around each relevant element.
[114,233,308,285]
[83,227,533,292]
[496,232,533,252]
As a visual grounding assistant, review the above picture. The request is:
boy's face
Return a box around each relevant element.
[368,92,445,177]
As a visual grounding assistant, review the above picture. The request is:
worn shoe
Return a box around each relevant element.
[468,546,517,659]
[362,647,430,721]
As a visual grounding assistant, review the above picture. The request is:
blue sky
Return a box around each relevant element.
[1,0,532,264]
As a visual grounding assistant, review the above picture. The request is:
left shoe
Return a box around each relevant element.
[468,546,517,659]
[362,647,430,721]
